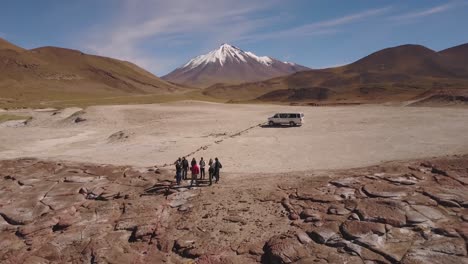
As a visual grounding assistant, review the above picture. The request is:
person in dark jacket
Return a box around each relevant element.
[182,157,189,180]
[175,158,182,185]
[199,157,206,179]
[191,157,197,167]
[208,158,214,185]
[214,157,222,183]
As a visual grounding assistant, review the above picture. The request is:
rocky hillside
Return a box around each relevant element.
[0,38,185,107]
[203,43,468,105]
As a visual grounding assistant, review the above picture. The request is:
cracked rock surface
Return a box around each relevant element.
[1,155,468,263]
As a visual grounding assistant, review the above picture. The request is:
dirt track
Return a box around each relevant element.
[1,101,468,173]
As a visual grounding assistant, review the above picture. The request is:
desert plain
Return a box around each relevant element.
[1,102,468,263]
[1,101,468,173]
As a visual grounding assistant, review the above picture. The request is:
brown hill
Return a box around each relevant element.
[0,38,25,52]
[204,43,468,104]
[348,45,440,75]
[257,87,333,102]
[0,38,186,107]
[408,88,468,107]
[438,43,468,77]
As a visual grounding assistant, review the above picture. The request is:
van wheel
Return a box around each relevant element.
[269,121,275,126]
[289,121,295,126]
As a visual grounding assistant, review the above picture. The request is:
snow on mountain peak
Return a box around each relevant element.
[182,43,274,69]
[219,43,238,50]
[245,51,273,66]
[164,43,310,87]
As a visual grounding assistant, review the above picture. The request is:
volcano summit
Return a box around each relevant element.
[162,43,309,87]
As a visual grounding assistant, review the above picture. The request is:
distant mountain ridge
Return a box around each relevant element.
[0,38,185,107]
[203,43,468,106]
[162,44,310,87]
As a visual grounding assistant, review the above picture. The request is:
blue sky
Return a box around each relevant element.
[1,0,467,75]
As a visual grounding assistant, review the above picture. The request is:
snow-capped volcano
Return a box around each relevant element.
[162,44,310,87]
[183,44,273,68]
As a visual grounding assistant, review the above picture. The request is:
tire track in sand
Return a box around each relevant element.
[157,122,266,168]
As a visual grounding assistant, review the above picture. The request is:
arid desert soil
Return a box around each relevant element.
[0,155,467,263]
[1,102,468,263]
[1,101,468,173]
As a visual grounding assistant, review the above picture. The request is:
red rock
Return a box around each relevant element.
[402,250,468,264]
[383,175,417,185]
[356,227,418,262]
[355,200,406,226]
[23,256,51,264]
[296,190,341,203]
[423,186,466,208]
[362,184,408,198]
[423,234,467,256]
[455,223,468,240]
[1,155,467,264]
[289,213,299,220]
[264,234,309,264]
[0,215,17,232]
[345,242,389,263]
[300,209,321,221]
[18,217,59,236]
[334,187,356,199]
[405,210,428,224]
[327,204,350,215]
[411,205,445,220]
[296,230,312,244]
[197,254,255,264]
[307,222,340,244]
[329,178,358,188]
[341,220,386,239]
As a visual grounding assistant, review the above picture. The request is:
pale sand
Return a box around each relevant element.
[1,101,468,173]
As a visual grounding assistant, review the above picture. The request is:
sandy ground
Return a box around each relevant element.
[1,101,468,173]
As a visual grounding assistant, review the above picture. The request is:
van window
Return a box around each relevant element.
[273,114,279,118]
[279,114,288,118]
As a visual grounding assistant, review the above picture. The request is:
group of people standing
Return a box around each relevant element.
[174,157,222,186]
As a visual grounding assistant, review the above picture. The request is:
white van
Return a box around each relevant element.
[268,113,304,126]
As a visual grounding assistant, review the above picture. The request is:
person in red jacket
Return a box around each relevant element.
[190,162,200,187]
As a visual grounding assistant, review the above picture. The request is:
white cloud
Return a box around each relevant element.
[83,1,392,75]
[238,7,391,42]
[84,0,279,75]
[390,3,457,20]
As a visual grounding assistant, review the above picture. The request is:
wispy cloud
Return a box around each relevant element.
[390,3,457,20]
[239,7,391,42]
[82,1,393,75]
[84,0,279,74]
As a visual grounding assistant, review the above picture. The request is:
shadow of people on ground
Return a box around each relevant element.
[144,178,217,195]
[259,124,299,128]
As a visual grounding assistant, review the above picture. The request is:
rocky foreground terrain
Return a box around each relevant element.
[1,155,467,263]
